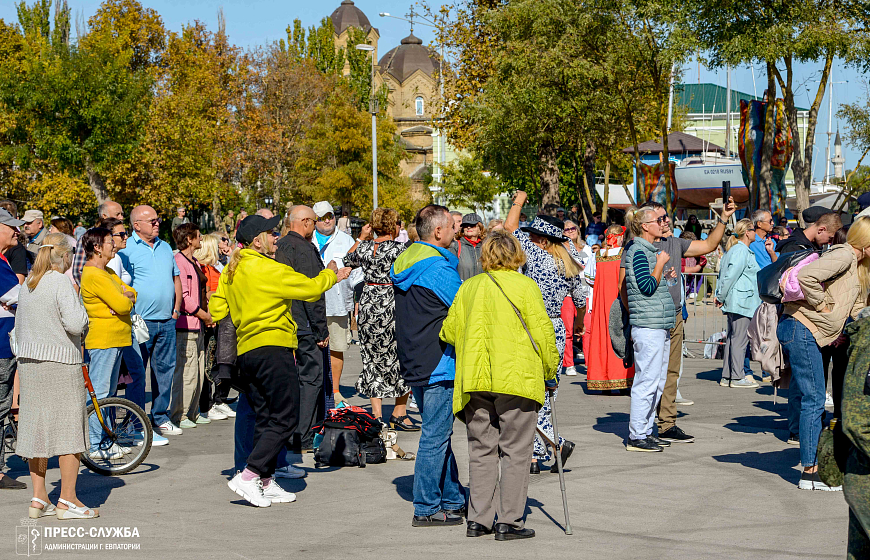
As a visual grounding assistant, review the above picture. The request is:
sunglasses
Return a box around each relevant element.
[655,215,670,224]
[136,218,161,227]
[271,230,280,237]
[564,227,577,232]
[112,231,129,239]
[316,213,335,222]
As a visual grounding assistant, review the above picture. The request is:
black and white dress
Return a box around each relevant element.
[344,240,408,399]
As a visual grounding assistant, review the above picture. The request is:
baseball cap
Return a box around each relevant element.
[22,209,43,223]
[0,208,24,229]
[236,215,280,245]
[461,213,482,226]
[313,201,335,218]
[802,206,831,224]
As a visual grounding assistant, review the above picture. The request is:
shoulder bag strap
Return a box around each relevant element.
[485,272,540,356]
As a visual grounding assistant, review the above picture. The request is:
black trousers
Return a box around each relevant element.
[822,340,849,420]
[237,346,299,478]
[294,333,324,450]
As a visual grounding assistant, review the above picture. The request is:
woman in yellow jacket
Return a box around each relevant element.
[80,227,137,461]
[209,214,350,508]
[440,230,559,540]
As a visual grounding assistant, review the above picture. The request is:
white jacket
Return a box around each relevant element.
[312,229,356,317]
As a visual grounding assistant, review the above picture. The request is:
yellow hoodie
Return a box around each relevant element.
[210,249,336,355]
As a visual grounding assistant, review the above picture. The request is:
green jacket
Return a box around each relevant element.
[440,269,560,416]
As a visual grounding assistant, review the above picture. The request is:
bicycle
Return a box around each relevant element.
[79,363,152,475]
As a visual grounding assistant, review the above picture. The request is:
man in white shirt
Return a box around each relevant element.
[311,201,356,405]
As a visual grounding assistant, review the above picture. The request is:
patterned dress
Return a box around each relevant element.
[513,229,585,461]
[344,240,408,399]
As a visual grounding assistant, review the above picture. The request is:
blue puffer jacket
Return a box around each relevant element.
[624,237,676,330]
[715,242,762,318]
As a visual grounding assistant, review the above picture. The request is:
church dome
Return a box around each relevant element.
[330,0,372,35]
[378,33,440,84]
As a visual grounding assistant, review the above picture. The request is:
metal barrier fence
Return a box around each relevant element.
[683,273,727,355]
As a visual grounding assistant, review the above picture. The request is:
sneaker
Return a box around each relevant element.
[647,435,671,447]
[179,418,197,429]
[407,395,419,412]
[762,375,772,383]
[195,415,211,425]
[157,422,183,436]
[207,406,228,420]
[825,392,834,408]
[564,366,578,376]
[625,438,663,452]
[787,433,800,445]
[262,480,297,503]
[719,379,731,387]
[89,445,125,460]
[675,397,694,405]
[273,465,307,479]
[215,403,236,418]
[150,433,169,447]
[658,425,695,443]
[729,378,759,388]
[227,472,271,507]
[798,471,842,491]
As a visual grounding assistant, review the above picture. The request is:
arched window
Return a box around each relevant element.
[415,96,424,116]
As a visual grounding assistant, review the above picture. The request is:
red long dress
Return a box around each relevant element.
[586,249,635,390]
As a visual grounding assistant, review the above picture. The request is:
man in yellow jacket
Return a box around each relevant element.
[211,214,350,508]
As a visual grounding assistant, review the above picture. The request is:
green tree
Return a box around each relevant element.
[435,155,505,212]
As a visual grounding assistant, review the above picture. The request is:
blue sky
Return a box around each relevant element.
[1,0,867,181]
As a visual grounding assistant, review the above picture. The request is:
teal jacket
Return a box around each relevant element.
[624,237,676,330]
[715,242,762,318]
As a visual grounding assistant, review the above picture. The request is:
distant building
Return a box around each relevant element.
[832,131,845,180]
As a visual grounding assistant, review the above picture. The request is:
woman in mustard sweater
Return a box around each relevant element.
[80,227,136,461]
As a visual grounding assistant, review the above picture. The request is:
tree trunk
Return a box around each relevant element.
[602,159,611,222]
[660,103,672,216]
[211,190,222,233]
[86,166,109,205]
[538,141,560,215]
[757,61,777,212]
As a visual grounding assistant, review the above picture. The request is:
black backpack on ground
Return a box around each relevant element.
[313,407,384,468]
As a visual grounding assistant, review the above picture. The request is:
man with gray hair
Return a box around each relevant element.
[171,206,189,232]
[72,199,124,285]
[749,209,778,268]
[275,205,329,457]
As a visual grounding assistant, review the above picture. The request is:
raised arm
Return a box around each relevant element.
[504,190,527,233]
[685,197,736,258]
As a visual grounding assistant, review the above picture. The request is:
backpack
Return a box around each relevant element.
[313,406,384,468]
[756,249,820,304]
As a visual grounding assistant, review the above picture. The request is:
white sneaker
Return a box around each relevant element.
[207,406,228,420]
[227,472,271,507]
[798,471,842,491]
[262,480,296,504]
[157,422,183,436]
[564,366,578,376]
[273,465,306,479]
[407,395,418,412]
[825,392,834,408]
[215,403,236,418]
[89,445,125,460]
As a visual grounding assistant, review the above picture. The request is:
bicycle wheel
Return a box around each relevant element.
[0,418,16,471]
[81,397,152,476]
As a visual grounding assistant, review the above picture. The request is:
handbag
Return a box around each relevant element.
[756,249,819,304]
[131,314,150,344]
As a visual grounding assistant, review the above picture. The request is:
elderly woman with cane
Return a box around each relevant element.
[441,230,559,540]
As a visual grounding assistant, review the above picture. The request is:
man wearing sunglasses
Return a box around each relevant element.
[71,200,124,286]
[310,201,356,407]
[619,197,736,445]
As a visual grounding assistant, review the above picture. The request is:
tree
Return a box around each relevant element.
[435,155,505,212]
[835,89,870,211]
[684,0,870,223]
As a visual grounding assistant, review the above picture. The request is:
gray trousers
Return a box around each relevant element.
[465,391,538,529]
[294,334,324,449]
[722,313,750,381]
[0,357,15,470]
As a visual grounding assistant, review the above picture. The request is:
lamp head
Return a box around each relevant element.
[355,44,374,51]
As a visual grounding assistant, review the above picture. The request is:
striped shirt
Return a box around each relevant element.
[632,250,658,296]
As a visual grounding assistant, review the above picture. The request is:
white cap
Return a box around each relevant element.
[312,201,335,218]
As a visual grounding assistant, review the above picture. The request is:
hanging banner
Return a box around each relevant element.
[638,161,678,209]
[738,99,793,216]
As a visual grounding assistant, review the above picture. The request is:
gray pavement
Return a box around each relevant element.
[0,345,849,559]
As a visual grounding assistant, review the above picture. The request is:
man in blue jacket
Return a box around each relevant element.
[391,204,465,527]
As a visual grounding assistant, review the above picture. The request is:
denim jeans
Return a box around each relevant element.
[121,333,147,413]
[140,319,178,427]
[410,381,466,517]
[777,316,825,466]
[233,393,289,473]
[87,347,123,451]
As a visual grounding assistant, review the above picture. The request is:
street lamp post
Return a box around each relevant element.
[356,43,377,209]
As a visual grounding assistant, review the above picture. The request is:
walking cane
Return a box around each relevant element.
[548,390,572,535]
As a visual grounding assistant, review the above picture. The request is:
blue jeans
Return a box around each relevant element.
[121,333,147,413]
[777,316,825,466]
[86,347,123,451]
[140,319,178,427]
[233,393,289,473]
[410,382,466,517]
[743,345,754,377]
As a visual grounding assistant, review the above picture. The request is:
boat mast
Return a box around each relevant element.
[725,65,731,158]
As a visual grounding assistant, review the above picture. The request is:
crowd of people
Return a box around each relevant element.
[1,192,870,551]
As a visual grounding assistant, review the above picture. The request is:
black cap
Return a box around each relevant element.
[802,206,831,224]
[236,215,280,245]
[461,213,482,227]
[858,192,870,209]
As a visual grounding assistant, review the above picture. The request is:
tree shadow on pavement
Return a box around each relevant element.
[392,474,414,503]
[591,412,629,441]
[712,447,801,484]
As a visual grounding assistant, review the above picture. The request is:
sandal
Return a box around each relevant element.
[390,415,421,432]
[29,497,56,519]
[57,498,99,520]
